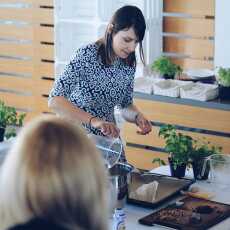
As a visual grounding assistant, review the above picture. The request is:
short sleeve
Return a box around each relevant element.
[49,46,89,99]
[121,78,134,108]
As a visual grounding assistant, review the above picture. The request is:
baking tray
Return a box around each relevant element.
[127,171,194,208]
[138,196,230,230]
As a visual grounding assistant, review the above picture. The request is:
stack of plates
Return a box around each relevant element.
[184,69,215,82]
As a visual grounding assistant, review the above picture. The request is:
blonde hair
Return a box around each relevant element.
[0,115,108,230]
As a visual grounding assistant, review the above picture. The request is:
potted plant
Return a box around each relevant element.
[157,124,193,178]
[189,139,222,180]
[0,100,26,142]
[217,67,230,100]
[151,56,182,79]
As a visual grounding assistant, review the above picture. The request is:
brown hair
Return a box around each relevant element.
[0,115,108,230]
[96,5,146,67]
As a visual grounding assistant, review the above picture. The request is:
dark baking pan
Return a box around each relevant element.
[127,171,194,208]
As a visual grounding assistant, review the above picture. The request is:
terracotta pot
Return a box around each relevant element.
[0,127,5,142]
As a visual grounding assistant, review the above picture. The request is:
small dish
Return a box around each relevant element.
[185,69,215,79]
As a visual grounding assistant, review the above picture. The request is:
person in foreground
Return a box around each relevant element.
[0,115,108,230]
[48,5,152,141]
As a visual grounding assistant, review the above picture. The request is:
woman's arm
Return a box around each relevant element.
[48,96,120,137]
[121,104,152,135]
[48,96,92,124]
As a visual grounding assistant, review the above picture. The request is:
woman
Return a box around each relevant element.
[49,5,152,139]
[0,115,108,230]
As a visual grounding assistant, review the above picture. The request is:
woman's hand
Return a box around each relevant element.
[90,118,120,138]
[135,113,152,135]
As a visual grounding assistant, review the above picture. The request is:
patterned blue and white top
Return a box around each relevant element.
[49,43,135,135]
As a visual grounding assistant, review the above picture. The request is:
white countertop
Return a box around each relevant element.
[109,166,230,230]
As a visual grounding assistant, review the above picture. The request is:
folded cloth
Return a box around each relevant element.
[130,181,159,202]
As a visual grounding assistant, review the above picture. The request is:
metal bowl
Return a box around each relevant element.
[109,162,134,209]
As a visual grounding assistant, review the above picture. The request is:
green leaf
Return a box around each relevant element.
[152,158,166,166]
[4,127,17,139]
[151,56,183,77]
[218,67,230,87]
[0,100,26,140]
[158,124,192,166]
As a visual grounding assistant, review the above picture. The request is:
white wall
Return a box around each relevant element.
[54,0,162,77]
[215,0,230,68]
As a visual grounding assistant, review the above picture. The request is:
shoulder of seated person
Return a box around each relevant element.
[8,218,66,230]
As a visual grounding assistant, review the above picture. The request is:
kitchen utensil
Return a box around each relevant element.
[88,134,133,210]
[180,190,214,200]
[109,162,134,209]
[88,133,122,169]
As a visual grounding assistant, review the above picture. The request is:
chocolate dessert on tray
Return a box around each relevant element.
[139,196,230,230]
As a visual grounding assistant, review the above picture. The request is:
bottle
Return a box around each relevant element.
[113,208,126,230]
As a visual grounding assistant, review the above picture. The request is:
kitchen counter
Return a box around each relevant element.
[134,92,230,111]
[121,203,230,230]
[109,166,230,230]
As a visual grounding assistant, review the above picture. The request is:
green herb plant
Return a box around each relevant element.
[151,56,182,78]
[152,125,223,172]
[0,100,26,140]
[189,139,223,179]
[218,67,230,87]
[190,138,222,161]
[155,124,193,169]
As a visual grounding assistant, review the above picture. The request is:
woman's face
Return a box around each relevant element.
[112,27,138,59]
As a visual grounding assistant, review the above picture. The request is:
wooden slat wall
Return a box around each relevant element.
[124,124,230,155]
[0,0,54,121]
[164,37,213,59]
[0,43,33,57]
[125,146,169,171]
[164,18,214,37]
[170,58,213,70]
[0,8,53,24]
[123,99,230,170]
[163,0,215,16]
[134,99,230,133]
[163,0,215,70]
